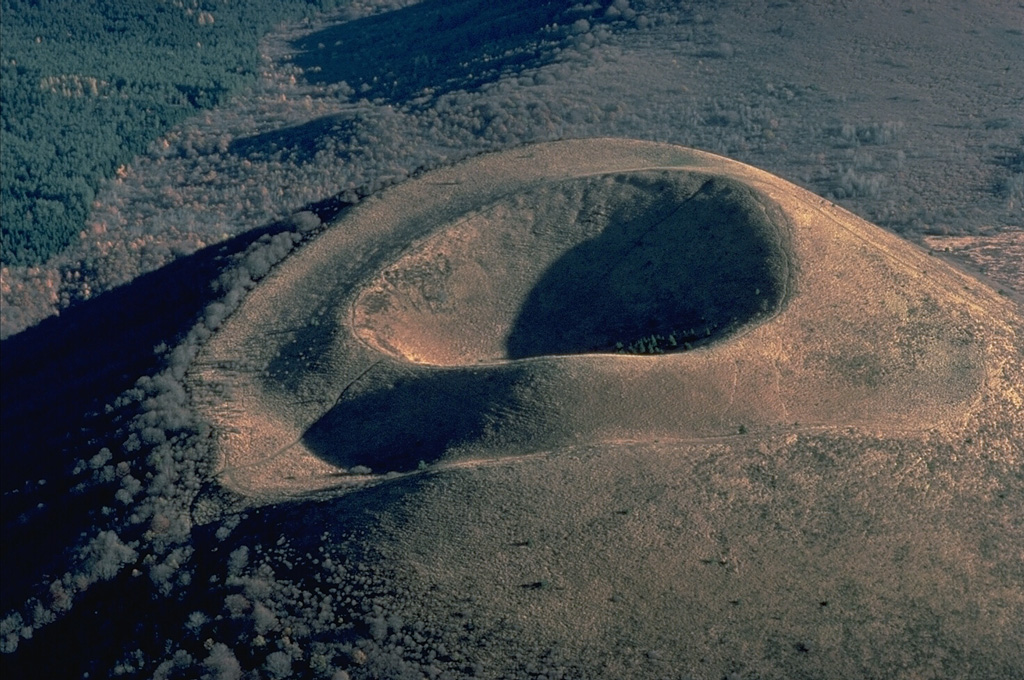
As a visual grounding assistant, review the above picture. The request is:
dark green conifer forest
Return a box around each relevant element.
[1,0,344,266]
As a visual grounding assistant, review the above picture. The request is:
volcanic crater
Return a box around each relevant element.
[353,170,791,365]
[190,139,1002,499]
[182,139,1024,677]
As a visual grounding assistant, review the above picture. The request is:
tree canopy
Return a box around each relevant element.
[0,0,346,266]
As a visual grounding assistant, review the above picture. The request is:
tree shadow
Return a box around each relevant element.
[301,363,527,473]
[505,175,792,358]
[229,116,357,164]
[229,1,579,170]
[290,0,572,104]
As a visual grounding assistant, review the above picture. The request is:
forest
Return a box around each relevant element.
[1,0,349,266]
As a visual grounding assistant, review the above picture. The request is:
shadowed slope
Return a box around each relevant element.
[0,193,359,616]
[507,174,788,358]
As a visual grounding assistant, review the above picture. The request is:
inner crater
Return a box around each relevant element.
[353,171,792,366]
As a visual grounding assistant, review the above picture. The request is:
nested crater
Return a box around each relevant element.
[353,171,791,365]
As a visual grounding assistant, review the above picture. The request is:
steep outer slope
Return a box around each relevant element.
[188,139,1017,499]
[187,139,1023,678]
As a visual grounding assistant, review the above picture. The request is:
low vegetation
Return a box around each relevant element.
[614,323,718,354]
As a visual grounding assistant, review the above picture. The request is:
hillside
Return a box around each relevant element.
[1,2,1022,679]
[179,140,1021,678]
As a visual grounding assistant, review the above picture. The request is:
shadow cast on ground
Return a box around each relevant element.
[228,0,575,163]
[291,0,571,104]
[506,175,791,358]
[0,192,356,613]
[229,116,358,164]
[301,363,529,473]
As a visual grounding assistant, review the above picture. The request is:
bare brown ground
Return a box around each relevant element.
[188,139,1024,677]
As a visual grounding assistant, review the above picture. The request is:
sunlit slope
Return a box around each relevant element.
[188,139,1019,500]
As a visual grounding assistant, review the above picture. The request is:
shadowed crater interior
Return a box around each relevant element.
[353,171,791,365]
[301,363,535,472]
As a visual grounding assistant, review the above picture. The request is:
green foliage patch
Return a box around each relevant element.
[0,0,346,266]
[613,323,718,355]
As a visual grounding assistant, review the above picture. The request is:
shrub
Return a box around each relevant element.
[202,643,242,680]
[264,651,293,679]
